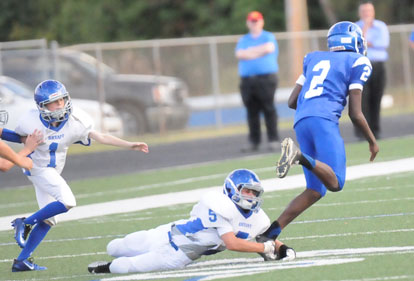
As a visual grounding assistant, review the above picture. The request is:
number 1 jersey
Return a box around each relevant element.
[294,51,372,126]
[15,107,94,175]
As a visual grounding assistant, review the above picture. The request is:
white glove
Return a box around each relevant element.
[262,241,276,260]
[281,247,296,261]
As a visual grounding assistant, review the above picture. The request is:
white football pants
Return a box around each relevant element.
[28,168,76,225]
[107,223,192,274]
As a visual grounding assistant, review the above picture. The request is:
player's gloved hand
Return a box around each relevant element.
[276,244,296,261]
[262,240,276,260]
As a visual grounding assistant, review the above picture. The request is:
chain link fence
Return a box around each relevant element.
[0,24,413,132]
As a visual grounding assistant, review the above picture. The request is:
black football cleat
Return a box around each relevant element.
[88,261,111,274]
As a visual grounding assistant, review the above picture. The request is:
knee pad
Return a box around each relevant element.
[62,197,76,209]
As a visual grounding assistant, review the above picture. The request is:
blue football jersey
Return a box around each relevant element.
[294,51,372,126]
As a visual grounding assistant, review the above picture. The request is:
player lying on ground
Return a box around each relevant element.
[9,80,149,272]
[88,169,296,274]
[257,21,379,242]
[0,100,42,171]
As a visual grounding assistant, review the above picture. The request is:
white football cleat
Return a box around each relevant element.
[276,138,301,178]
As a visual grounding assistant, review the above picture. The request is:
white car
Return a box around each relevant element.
[0,76,123,139]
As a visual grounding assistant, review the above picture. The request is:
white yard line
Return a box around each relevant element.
[99,246,414,281]
[1,246,414,281]
[0,157,413,232]
[321,275,414,281]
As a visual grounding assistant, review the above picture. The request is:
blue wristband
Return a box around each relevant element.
[1,128,22,143]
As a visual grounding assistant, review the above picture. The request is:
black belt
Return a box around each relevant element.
[241,73,276,80]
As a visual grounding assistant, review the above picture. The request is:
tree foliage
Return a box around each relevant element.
[0,0,411,45]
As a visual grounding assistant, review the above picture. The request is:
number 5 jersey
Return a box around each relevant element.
[170,190,271,260]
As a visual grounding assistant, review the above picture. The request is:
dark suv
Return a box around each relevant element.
[2,49,190,135]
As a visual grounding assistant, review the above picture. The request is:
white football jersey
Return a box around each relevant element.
[15,107,94,175]
[171,190,270,260]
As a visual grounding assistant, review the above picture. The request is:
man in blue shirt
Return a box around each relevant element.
[235,11,279,152]
[355,1,390,139]
[409,30,414,50]
[255,21,379,243]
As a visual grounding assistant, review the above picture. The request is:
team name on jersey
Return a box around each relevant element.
[238,222,252,228]
[48,134,65,140]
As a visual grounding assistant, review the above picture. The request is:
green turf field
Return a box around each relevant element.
[0,136,413,281]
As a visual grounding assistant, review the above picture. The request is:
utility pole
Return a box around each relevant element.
[284,0,310,84]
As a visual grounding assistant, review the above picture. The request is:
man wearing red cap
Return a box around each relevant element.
[236,11,279,152]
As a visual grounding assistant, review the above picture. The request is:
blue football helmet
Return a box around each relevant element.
[0,98,8,125]
[223,169,264,211]
[327,21,367,55]
[34,80,72,123]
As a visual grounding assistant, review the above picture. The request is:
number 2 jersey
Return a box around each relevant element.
[170,190,270,260]
[15,107,94,175]
[294,51,372,126]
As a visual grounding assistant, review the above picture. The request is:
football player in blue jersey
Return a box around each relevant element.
[257,21,379,241]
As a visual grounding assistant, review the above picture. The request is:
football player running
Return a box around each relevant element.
[9,80,149,272]
[258,22,379,241]
[88,169,295,274]
[0,99,42,171]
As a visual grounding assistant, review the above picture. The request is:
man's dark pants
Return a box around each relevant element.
[240,73,279,146]
[361,61,386,138]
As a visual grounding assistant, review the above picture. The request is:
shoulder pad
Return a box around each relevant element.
[71,106,94,130]
[352,56,372,68]
[200,191,235,220]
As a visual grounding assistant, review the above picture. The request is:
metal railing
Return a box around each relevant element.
[0,24,413,130]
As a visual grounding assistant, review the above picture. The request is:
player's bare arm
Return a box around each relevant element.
[221,232,270,253]
[88,130,149,153]
[288,84,302,109]
[236,42,275,60]
[0,129,43,172]
[348,89,379,161]
[0,141,32,171]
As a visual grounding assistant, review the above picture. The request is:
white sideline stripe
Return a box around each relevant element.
[1,157,413,232]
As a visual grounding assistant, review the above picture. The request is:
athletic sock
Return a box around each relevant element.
[24,201,68,226]
[17,221,51,261]
[298,152,316,170]
[262,220,282,239]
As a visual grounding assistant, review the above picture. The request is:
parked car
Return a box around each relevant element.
[2,48,190,135]
[0,76,123,138]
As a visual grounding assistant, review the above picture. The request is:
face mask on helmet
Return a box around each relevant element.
[234,183,264,211]
[0,98,8,125]
[34,80,73,123]
[223,169,264,212]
